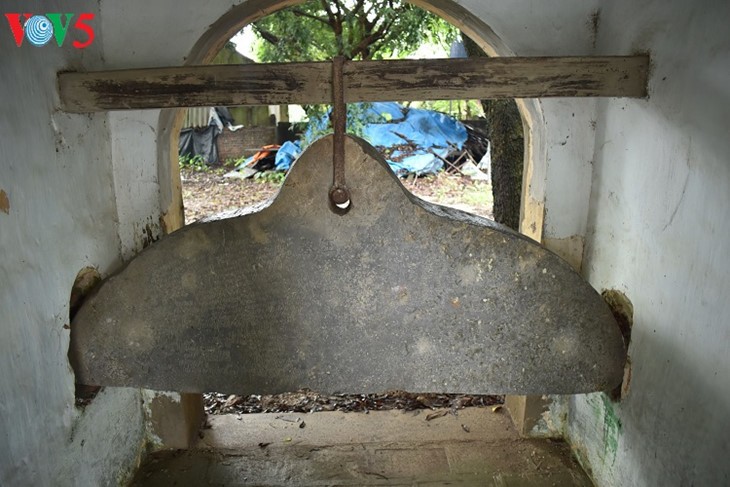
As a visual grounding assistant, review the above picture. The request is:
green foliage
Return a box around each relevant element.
[252,0,458,62]
[462,183,493,209]
[254,170,287,185]
[224,156,248,169]
[409,99,484,120]
[300,102,386,147]
[179,154,208,171]
[429,171,492,209]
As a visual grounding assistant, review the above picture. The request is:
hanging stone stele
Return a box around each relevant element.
[70,135,626,395]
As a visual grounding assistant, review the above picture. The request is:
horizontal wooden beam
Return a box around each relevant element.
[58,56,649,113]
[346,56,648,102]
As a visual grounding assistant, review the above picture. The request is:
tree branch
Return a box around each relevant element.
[320,0,336,25]
[364,0,381,19]
[371,19,393,41]
[351,22,390,60]
[291,8,330,25]
[368,8,394,36]
[252,24,280,45]
[332,0,343,23]
[347,0,365,17]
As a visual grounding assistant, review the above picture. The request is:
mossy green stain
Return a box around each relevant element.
[586,393,622,465]
[600,393,622,464]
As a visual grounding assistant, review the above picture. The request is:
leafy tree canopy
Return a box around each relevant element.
[252,0,458,62]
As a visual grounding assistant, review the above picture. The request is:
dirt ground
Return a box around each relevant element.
[181,167,493,223]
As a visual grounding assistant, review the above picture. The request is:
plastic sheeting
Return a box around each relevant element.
[363,102,467,175]
[275,140,302,171]
[178,125,219,164]
[179,107,236,164]
[275,102,468,176]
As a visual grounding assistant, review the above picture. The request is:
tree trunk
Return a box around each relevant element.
[462,36,524,231]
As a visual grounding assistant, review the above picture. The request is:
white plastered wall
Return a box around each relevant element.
[568,0,730,485]
[0,0,146,484]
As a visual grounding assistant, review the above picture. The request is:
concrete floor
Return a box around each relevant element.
[131,408,593,486]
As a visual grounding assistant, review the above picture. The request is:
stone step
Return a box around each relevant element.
[130,408,593,486]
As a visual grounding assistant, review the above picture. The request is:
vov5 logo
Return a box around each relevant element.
[4,13,94,48]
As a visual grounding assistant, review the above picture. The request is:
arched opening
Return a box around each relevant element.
[158,0,546,244]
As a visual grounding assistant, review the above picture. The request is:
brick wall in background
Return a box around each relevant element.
[218,127,277,163]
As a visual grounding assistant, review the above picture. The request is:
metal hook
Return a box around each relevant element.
[329,56,351,215]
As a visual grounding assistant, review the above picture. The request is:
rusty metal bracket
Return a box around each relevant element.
[329,56,351,214]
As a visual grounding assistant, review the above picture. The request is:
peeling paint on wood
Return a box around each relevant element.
[58,56,650,113]
[345,56,648,102]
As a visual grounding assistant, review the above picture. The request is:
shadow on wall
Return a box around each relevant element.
[573,328,730,486]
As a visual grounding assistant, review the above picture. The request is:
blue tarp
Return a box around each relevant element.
[274,102,468,176]
[275,140,301,171]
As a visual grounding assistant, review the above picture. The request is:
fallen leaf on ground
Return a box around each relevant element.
[425,410,449,421]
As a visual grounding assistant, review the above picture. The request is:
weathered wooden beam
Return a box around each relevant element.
[58,62,332,112]
[346,56,649,101]
[58,56,649,113]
